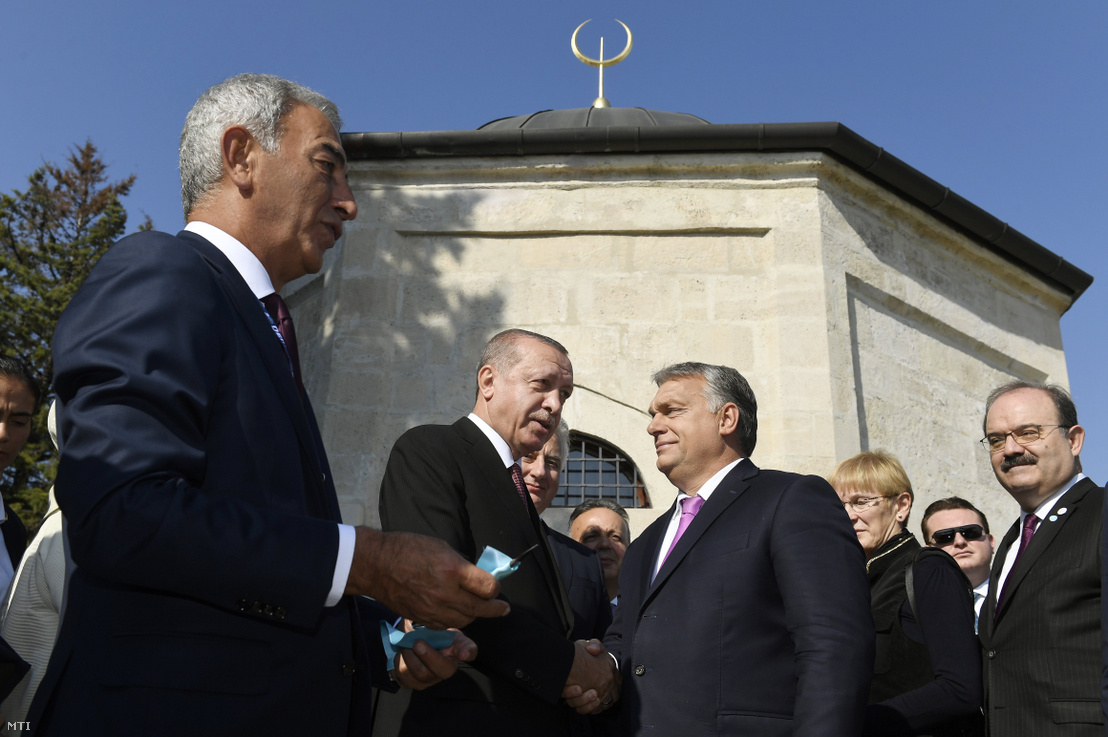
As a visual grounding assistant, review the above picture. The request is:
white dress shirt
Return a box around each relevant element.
[652,458,745,581]
[466,413,518,469]
[995,472,1085,595]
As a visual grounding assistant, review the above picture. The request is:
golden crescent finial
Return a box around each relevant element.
[571,19,633,68]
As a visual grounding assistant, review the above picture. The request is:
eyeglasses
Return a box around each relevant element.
[929,524,986,546]
[979,424,1068,453]
[841,496,886,512]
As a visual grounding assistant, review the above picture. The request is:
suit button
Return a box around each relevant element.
[250,601,264,614]
[341,661,357,677]
[275,607,288,621]
[514,669,524,679]
[321,472,327,484]
[634,665,646,676]
[263,604,275,617]
[987,650,996,659]
[236,599,249,612]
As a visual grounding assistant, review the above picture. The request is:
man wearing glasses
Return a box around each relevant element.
[921,497,995,633]
[976,381,1102,737]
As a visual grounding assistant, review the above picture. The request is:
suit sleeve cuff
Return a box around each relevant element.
[326,523,356,607]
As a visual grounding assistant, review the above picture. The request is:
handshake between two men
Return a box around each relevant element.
[346,525,622,711]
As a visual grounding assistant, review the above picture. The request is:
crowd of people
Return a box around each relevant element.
[0,71,1103,737]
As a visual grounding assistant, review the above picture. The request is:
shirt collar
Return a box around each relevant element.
[467,413,516,469]
[185,221,275,299]
[676,458,745,503]
[973,579,990,598]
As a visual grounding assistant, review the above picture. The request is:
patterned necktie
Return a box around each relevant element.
[661,494,705,565]
[1016,513,1040,560]
[262,293,303,393]
[509,463,530,509]
[973,591,983,634]
[997,513,1039,613]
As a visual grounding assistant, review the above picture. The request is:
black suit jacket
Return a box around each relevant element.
[376,418,577,737]
[545,522,612,641]
[32,230,389,736]
[981,477,1104,736]
[605,459,873,737]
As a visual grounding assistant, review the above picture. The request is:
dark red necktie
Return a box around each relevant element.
[509,463,530,509]
[997,513,1039,613]
[262,293,303,393]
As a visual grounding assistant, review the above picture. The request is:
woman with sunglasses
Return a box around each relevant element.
[830,450,983,737]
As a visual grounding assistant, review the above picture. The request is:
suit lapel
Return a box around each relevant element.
[177,232,331,519]
[636,502,675,600]
[452,418,574,633]
[453,418,534,530]
[646,460,755,599]
[981,521,1019,637]
[990,478,1097,623]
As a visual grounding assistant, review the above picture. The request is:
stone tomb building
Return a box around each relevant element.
[286,107,1091,534]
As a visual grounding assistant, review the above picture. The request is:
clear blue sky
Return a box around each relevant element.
[3,0,1105,484]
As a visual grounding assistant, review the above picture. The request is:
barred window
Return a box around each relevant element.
[555,432,650,509]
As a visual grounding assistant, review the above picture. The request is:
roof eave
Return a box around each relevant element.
[341,122,1092,306]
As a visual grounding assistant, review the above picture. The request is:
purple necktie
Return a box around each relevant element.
[662,494,704,565]
[1015,513,1040,561]
[509,463,530,509]
[997,513,1039,613]
[262,293,303,393]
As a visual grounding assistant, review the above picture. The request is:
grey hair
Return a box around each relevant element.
[475,329,569,397]
[652,362,758,456]
[179,73,342,220]
[553,420,570,472]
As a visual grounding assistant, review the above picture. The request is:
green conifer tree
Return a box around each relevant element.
[0,141,150,533]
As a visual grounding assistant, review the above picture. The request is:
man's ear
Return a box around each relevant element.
[476,365,497,403]
[1067,424,1085,458]
[222,126,256,192]
[718,403,740,437]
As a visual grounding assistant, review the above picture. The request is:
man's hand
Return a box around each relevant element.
[561,639,621,715]
[392,629,478,690]
[346,527,509,630]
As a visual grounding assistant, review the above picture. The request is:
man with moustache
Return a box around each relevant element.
[377,329,619,737]
[580,362,872,736]
[36,74,505,737]
[569,500,631,609]
[978,381,1102,736]
[921,497,995,633]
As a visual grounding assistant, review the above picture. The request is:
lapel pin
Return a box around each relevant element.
[1048,515,1058,522]
[1056,507,1068,515]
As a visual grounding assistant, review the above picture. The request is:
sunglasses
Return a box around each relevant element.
[929,524,986,546]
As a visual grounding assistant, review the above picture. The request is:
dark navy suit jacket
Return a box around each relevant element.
[605,459,873,737]
[32,230,389,736]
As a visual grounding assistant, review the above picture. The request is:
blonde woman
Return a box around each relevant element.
[830,451,983,737]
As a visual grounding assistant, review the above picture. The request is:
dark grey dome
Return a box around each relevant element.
[479,107,711,130]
